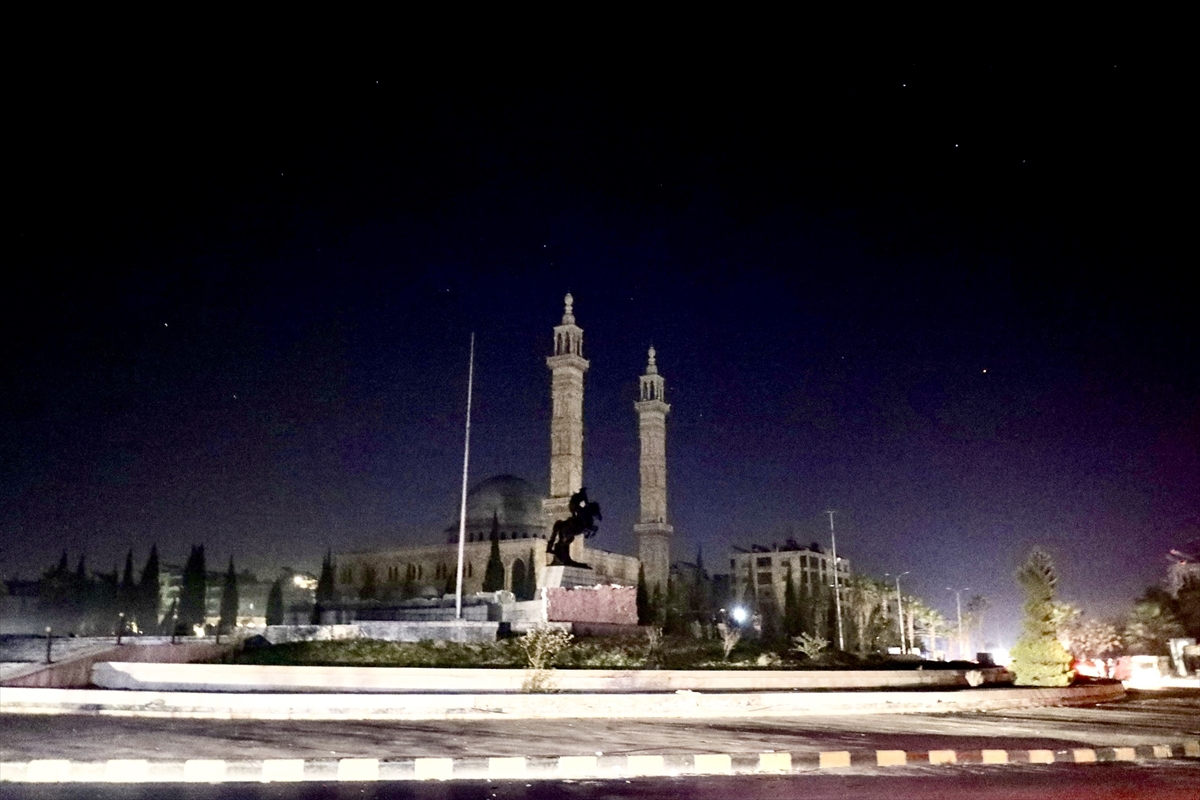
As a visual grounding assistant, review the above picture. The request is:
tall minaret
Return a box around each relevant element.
[635,346,673,595]
[543,293,590,538]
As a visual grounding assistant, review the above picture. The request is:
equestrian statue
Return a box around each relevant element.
[546,487,602,569]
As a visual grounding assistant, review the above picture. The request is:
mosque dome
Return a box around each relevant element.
[445,474,547,542]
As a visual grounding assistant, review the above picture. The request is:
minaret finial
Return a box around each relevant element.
[562,293,575,324]
[645,346,658,374]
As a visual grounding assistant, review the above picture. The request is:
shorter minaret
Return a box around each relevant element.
[635,346,673,596]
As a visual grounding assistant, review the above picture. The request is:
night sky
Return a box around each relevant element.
[6,56,1195,644]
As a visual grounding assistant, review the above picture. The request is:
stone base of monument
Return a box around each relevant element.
[546,584,638,628]
[540,565,603,589]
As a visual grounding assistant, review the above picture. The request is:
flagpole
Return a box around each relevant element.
[454,333,475,619]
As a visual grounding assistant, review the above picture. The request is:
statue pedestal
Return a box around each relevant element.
[540,565,602,589]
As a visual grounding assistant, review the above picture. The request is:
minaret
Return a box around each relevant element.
[543,293,590,543]
[635,346,673,595]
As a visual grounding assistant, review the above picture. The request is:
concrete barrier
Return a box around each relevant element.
[90,661,1012,693]
[1,641,232,689]
[0,681,1125,720]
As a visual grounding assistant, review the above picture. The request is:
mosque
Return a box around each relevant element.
[334,294,675,601]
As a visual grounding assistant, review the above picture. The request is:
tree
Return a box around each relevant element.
[176,545,207,634]
[360,565,378,601]
[1060,617,1122,662]
[218,557,239,634]
[482,514,505,593]
[524,548,539,601]
[1010,548,1074,686]
[636,564,651,624]
[1122,588,1184,655]
[265,579,284,626]
[138,545,160,633]
[119,550,137,620]
[312,549,335,624]
[783,564,801,638]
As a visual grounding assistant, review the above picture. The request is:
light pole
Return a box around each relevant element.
[826,510,844,651]
[886,572,909,653]
[947,587,969,660]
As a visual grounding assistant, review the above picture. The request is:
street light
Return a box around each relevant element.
[947,587,970,660]
[826,511,844,651]
[886,572,910,653]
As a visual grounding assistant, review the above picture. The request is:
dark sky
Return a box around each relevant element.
[5,55,1196,644]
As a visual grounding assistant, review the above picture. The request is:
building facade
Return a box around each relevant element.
[730,540,849,614]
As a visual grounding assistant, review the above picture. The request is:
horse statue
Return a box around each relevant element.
[547,487,602,569]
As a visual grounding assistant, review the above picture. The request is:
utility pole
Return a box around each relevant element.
[827,510,844,651]
[454,333,475,621]
[947,586,969,660]
[886,572,909,653]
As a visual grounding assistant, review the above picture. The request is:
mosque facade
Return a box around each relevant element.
[334,295,672,601]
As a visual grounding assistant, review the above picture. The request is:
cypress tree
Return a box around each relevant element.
[119,550,136,619]
[1010,548,1075,686]
[218,557,239,634]
[636,564,651,624]
[312,549,335,624]
[651,582,665,627]
[162,599,177,636]
[138,545,160,634]
[360,565,378,601]
[177,545,207,634]
[783,563,801,638]
[482,513,505,592]
[524,548,538,600]
[265,579,284,626]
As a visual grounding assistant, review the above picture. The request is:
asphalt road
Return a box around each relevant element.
[3,763,1200,800]
[3,691,1198,763]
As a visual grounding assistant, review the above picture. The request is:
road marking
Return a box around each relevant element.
[876,750,906,766]
[929,750,956,765]
[1152,745,1172,758]
[488,757,527,778]
[627,755,666,776]
[1072,749,1096,763]
[183,759,226,782]
[981,750,1008,764]
[104,759,149,782]
[1028,750,1055,764]
[1112,747,1137,761]
[557,755,598,776]
[26,760,71,783]
[262,759,305,782]
[758,752,791,772]
[819,751,851,769]
[1185,741,1200,758]
[414,757,454,781]
[336,758,379,781]
[693,753,732,774]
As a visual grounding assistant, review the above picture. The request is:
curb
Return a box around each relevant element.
[4,741,1198,783]
[0,683,1126,720]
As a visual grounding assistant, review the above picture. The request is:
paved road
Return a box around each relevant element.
[3,691,1197,763]
[3,763,1200,800]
